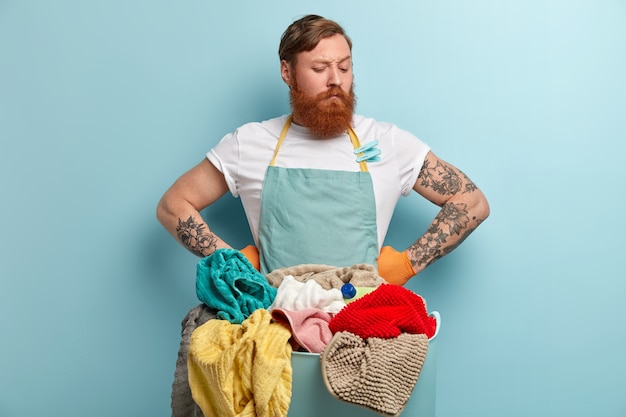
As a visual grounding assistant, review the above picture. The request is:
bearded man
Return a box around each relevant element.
[158,14,488,281]
[157,14,489,416]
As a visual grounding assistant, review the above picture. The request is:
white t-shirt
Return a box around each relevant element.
[207,114,430,249]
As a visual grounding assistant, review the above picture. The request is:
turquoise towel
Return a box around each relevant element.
[196,249,277,324]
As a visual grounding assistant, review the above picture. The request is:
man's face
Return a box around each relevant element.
[281,34,356,137]
[285,33,353,99]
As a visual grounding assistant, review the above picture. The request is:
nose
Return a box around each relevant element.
[327,66,342,87]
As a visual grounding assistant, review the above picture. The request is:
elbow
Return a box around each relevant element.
[156,195,171,227]
[474,190,490,222]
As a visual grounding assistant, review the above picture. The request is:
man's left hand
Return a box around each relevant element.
[377,246,416,285]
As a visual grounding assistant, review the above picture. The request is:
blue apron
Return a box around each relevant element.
[257,116,379,275]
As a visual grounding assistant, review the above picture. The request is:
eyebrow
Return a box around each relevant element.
[311,55,352,65]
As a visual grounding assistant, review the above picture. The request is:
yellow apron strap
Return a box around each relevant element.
[269,115,293,167]
[270,115,368,172]
[348,127,369,173]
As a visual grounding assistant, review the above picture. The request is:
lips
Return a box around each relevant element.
[321,87,346,100]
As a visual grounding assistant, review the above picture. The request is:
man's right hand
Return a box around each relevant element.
[240,245,260,271]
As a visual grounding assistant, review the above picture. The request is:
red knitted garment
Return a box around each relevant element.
[329,284,436,339]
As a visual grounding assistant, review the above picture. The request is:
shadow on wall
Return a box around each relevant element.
[201,194,255,249]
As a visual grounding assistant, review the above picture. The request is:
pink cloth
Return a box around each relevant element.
[271,308,334,353]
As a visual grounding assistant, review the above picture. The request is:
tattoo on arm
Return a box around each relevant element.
[410,157,487,271]
[462,172,478,193]
[176,216,217,257]
[419,159,477,196]
[408,202,484,270]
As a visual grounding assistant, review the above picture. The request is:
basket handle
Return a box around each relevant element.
[429,311,441,340]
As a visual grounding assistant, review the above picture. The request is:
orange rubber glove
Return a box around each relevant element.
[239,245,260,271]
[377,246,416,286]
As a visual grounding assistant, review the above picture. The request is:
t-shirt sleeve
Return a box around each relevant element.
[206,131,240,198]
[392,124,431,196]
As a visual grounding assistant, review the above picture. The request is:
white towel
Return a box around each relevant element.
[270,275,346,313]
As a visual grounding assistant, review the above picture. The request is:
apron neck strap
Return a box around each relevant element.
[347,127,369,172]
[270,115,368,172]
[269,115,293,167]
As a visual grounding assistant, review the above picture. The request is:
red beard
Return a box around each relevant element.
[290,85,356,138]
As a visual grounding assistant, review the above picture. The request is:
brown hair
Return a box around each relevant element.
[279,14,352,66]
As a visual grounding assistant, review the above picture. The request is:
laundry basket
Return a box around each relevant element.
[287,311,440,417]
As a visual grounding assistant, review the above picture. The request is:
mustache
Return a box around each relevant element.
[317,87,351,102]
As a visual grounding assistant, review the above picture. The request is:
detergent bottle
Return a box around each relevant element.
[340,283,376,303]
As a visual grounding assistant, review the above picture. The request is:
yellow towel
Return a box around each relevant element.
[188,309,293,417]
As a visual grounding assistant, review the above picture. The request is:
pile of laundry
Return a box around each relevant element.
[181,248,437,417]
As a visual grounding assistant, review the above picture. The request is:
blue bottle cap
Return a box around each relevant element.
[341,283,357,299]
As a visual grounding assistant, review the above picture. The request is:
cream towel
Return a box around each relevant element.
[188,309,293,417]
[265,263,384,290]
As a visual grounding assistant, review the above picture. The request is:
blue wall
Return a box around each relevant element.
[1,1,625,416]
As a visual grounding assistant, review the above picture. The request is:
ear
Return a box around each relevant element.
[280,60,293,87]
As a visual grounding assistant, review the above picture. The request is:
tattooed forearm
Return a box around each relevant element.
[442,217,485,256]
[407,202,484,270]
[409,153,490,273]
[175,216,217,257]
[419,159,477,196]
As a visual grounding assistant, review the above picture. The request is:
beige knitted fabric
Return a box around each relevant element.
[265,263,385,290]
[320,331,429,417]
